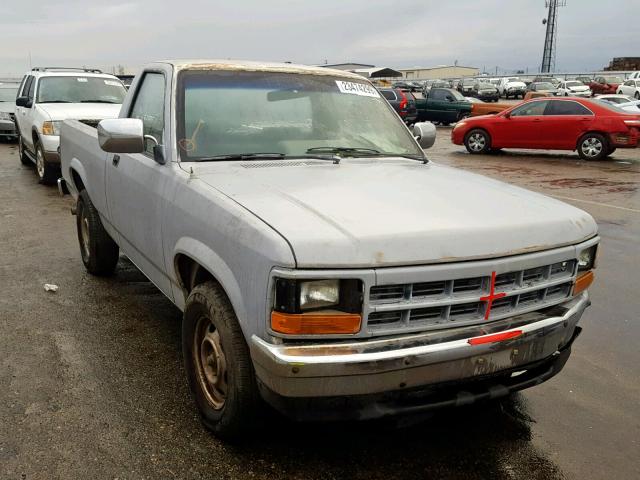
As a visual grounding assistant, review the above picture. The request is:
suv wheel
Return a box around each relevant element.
[18,136,31,165]
[35,141,58,185]
[577,133,608,161]
[464,129,491,154]
[183,281,261,440]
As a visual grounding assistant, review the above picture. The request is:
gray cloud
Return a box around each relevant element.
[1,0,638,76]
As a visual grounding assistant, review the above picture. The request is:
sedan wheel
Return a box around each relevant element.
[464,129,491,154]
[578,133,607,161]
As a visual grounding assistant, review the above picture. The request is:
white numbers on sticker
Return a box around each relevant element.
[335,80,380,98]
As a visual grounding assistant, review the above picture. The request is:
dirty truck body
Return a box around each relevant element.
[60,60,599,436]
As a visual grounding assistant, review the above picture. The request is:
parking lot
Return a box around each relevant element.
[1,131,638,480]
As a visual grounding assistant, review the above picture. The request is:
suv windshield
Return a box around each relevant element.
[37,76,126,104]
[0,87,19,102]
[536,82,555,90]
[177,71,424,161]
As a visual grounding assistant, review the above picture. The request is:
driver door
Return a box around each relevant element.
[492,100,549,148]
[105,69,174,298]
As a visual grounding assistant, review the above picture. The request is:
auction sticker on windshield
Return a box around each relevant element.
[335,80,380,98]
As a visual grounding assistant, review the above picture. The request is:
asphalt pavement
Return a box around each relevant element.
[0,135,638,480]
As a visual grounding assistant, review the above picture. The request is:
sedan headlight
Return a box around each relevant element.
[0,111,11,120]
[42,120,62,136]
[577,245,598,271]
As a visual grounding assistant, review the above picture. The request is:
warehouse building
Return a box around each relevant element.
[398,65,479,80]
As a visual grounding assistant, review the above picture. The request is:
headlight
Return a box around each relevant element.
[42,121,61,136]
[577,245,598,271]
[272,277,363,335]
[0,112,11,120]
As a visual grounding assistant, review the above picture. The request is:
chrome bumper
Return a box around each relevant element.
[250,293,589,398]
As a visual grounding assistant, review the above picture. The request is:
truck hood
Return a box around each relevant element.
[194,159,597,268]
[36,103,122,121]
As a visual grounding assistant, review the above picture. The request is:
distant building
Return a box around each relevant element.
[352,67,403,79]
[604,57,640,71]
[398,65,479,80]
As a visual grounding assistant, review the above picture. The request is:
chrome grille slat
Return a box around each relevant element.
[365,255,579,334]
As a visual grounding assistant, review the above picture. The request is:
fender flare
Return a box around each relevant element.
[67,157,90,195]
[173,237,247,328]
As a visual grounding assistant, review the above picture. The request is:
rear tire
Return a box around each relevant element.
[76,189,119,275]
[35,141,58,185]
[182,281,261,440]
[577,133,608,161]
[464,129,491,154]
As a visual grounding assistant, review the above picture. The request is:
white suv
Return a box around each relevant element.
[15,67,126,184]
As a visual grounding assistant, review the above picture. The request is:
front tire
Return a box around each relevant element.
[577,133,608,161]
[464,129,492,154]
[182,282,261,440]
[35,141,58,185]
[18,135,31,165]
[635,92,640,100]
[76,189,119,275]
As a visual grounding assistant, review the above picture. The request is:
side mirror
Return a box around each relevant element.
[16,96,32,108]
[413,122,436,149]
[446,95,455,102]
[98,118,144,153]
[504,111,511,119]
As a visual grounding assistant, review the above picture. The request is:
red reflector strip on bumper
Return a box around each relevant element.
[468,330,523,345]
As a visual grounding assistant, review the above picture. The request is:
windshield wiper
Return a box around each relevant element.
[194,153,286,162]
[306,146,381,156]
[80,100,118,103]
[40,100,71,103]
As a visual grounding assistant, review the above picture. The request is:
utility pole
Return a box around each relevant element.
[541,0,566,73]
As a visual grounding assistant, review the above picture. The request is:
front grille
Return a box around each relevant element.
[9,113,15,122]
[366,258,577,333]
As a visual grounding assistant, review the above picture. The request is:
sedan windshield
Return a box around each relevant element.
[0,87,19,102]
[536,82,555,90]
[37,76,126,104]
[565,81,583,87]
[177,71,424,161]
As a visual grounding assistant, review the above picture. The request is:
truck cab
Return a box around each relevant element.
[415,87,472,125]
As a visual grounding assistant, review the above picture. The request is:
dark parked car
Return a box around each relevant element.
[472,82,499,102]
[414,87,471,125]
[379,88,418,124]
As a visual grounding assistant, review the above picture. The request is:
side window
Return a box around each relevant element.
[27,77,36,101]
[381,90,396,101]
[430,89,446,101]
[17,76,28,98]
[545,100,592,116]
[511,100,549,116]
[129,72,165,154]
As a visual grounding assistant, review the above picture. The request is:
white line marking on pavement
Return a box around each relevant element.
[550,195,640,213]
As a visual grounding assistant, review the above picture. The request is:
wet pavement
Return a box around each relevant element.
[0,136,638,480]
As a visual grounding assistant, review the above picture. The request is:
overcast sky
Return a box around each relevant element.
[1,0,638,76]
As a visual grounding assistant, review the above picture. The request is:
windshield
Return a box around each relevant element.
[177,71,424,161]
[449,89,466,101]
[536,82,555,90]
[604,77,622,84]
[36,76,126,104]
[507,78,520,83]
[0,87,19,102]
[565,81,582,87]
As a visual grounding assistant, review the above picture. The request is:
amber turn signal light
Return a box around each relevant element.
[573,271,594,296]
[271,311,361,335]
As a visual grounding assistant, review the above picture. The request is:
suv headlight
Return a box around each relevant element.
[42,121,62,136]
[272,278,363,335]
[577,245,598,271]
[0,112,11,120]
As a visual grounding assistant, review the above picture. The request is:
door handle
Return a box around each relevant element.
[112,154,120,167]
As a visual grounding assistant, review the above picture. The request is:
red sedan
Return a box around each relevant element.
[451,97,640,160]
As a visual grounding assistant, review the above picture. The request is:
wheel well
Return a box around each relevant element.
[175,254,218,294]
[70,169,85,192]
[576,131,609,149]
[31,129,39,149]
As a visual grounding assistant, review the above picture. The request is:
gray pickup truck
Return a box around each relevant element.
[60,60,599,439]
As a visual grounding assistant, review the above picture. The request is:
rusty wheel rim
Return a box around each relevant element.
[194,316,228,410]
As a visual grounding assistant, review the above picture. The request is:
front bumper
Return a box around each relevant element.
[251,293,589,401]
[0,119,16,137]
[40,134,61,164]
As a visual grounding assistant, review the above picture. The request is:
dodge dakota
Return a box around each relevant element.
[60,60,599,439]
